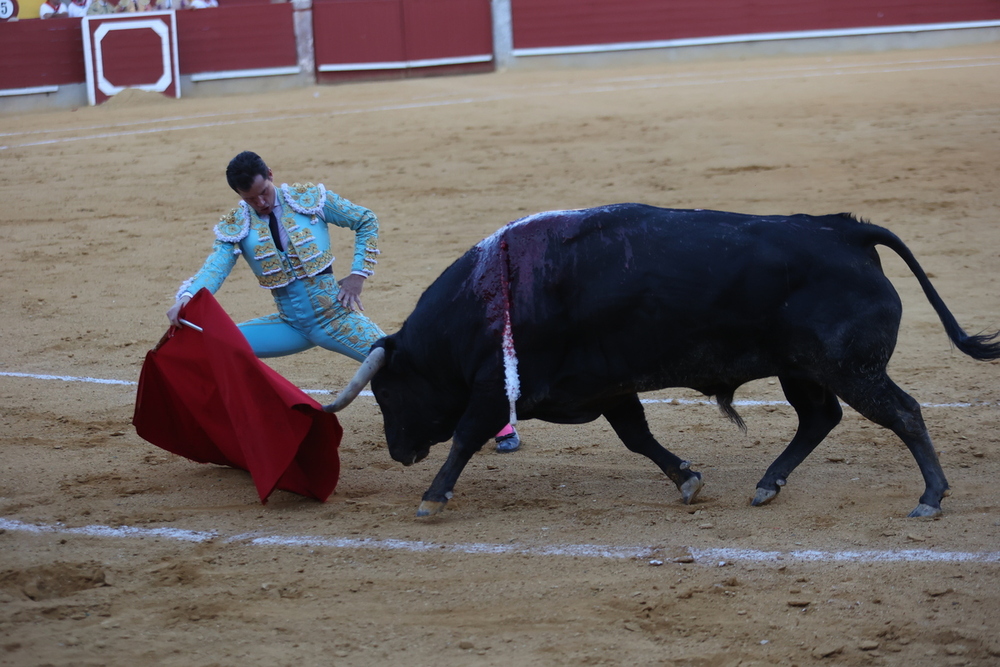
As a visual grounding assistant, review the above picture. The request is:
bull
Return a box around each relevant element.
[326,204,1000,518]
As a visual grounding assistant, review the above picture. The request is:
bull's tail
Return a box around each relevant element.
[717,388,747,432]
[862,222,1000,361]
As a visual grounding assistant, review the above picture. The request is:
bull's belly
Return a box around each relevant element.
[518,362,778,423]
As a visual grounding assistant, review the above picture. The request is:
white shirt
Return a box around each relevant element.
[267,200,292,251]
[66,0,90,16]
[38,1,68,18]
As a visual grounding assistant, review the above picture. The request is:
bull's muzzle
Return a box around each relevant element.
[391,446,430,466]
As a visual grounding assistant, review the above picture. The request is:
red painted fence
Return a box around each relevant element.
[313,0,493,83]
[81,11,181,105]
[313,0,407,72]
[0,3,295,93]
[0,17,85,90]
[510,0,1000,52]
[2,1,998,100]
[175,4,297,75]
[0,0,491,93]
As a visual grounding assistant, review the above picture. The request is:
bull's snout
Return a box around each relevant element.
[390,447,430,466]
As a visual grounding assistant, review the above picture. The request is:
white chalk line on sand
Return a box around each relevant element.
[1,518,997,564]
[2,372,996,566]
[1,370,995,409]
[2,55,998,151]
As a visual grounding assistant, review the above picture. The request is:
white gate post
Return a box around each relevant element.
[491,0,514,70]
[292,0,316,83]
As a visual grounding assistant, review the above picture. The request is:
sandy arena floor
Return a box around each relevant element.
[1,44,1000,666]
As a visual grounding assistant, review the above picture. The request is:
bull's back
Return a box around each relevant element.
[501,205,900,399]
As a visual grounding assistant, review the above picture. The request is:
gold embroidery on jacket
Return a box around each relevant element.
[246,185,335,289]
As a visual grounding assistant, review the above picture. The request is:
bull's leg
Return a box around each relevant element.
[416,436,485,518]
[603,394,703,504]
[833,373,948,518]
[752,377,842,507]
[416,395,507,518]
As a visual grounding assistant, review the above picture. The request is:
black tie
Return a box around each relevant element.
[268,211,283,251]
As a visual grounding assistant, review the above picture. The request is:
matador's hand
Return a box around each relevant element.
[166,295,192,327]
[337,274,366,312]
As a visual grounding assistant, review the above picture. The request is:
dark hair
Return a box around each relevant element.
[226,151,269,193]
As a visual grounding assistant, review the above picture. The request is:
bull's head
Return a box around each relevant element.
[324,338,462,466]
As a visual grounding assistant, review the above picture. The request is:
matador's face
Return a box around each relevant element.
[237,170,276,217]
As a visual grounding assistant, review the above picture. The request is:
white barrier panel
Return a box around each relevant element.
[81,11,180,106]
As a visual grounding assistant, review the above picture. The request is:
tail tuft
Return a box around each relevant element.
[955,329,1000,361]
[717,389,747,432]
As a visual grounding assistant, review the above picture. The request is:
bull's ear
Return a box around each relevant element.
[373,335,396,359]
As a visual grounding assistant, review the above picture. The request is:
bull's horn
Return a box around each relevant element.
[323,346,386,412]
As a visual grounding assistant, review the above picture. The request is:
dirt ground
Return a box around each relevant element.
[1,44,999,666]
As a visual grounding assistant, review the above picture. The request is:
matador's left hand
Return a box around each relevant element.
[337,273,366,312]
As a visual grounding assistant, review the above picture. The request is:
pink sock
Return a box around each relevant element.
[495,423,515,438]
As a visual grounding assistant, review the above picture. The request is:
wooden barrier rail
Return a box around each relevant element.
[510,0,1000,54]
[2,0,998,104]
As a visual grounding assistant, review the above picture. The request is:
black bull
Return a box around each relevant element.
[326,204,1000,518]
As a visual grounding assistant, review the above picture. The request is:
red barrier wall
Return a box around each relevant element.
[313,0,493,83]
[0,17,84,89]
[94,21,175,87]
[175,4,297,74]
[402,0,492,62]
[313,0,406,68]
[3,1,998,96]
[510,0,1000,50]
[0,5,296,92]
[82,12,180,104]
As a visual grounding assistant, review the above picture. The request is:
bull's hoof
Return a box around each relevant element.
[907,503,942,518]
[751,487,778,507]
[680,475,704,505]
[416,500,448,518]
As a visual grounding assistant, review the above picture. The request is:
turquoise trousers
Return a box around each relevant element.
[237,273,384,362]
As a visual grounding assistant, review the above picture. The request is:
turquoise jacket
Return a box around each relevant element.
[178,183,379,299]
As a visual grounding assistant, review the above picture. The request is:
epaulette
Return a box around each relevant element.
[214,204,250,243]
[282,182,328,216]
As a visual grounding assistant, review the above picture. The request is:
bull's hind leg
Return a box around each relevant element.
[752,377,843,507]
[834,373,948,518]
[603,394,703,504]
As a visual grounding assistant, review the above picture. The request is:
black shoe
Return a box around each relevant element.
[495,431,521,453]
